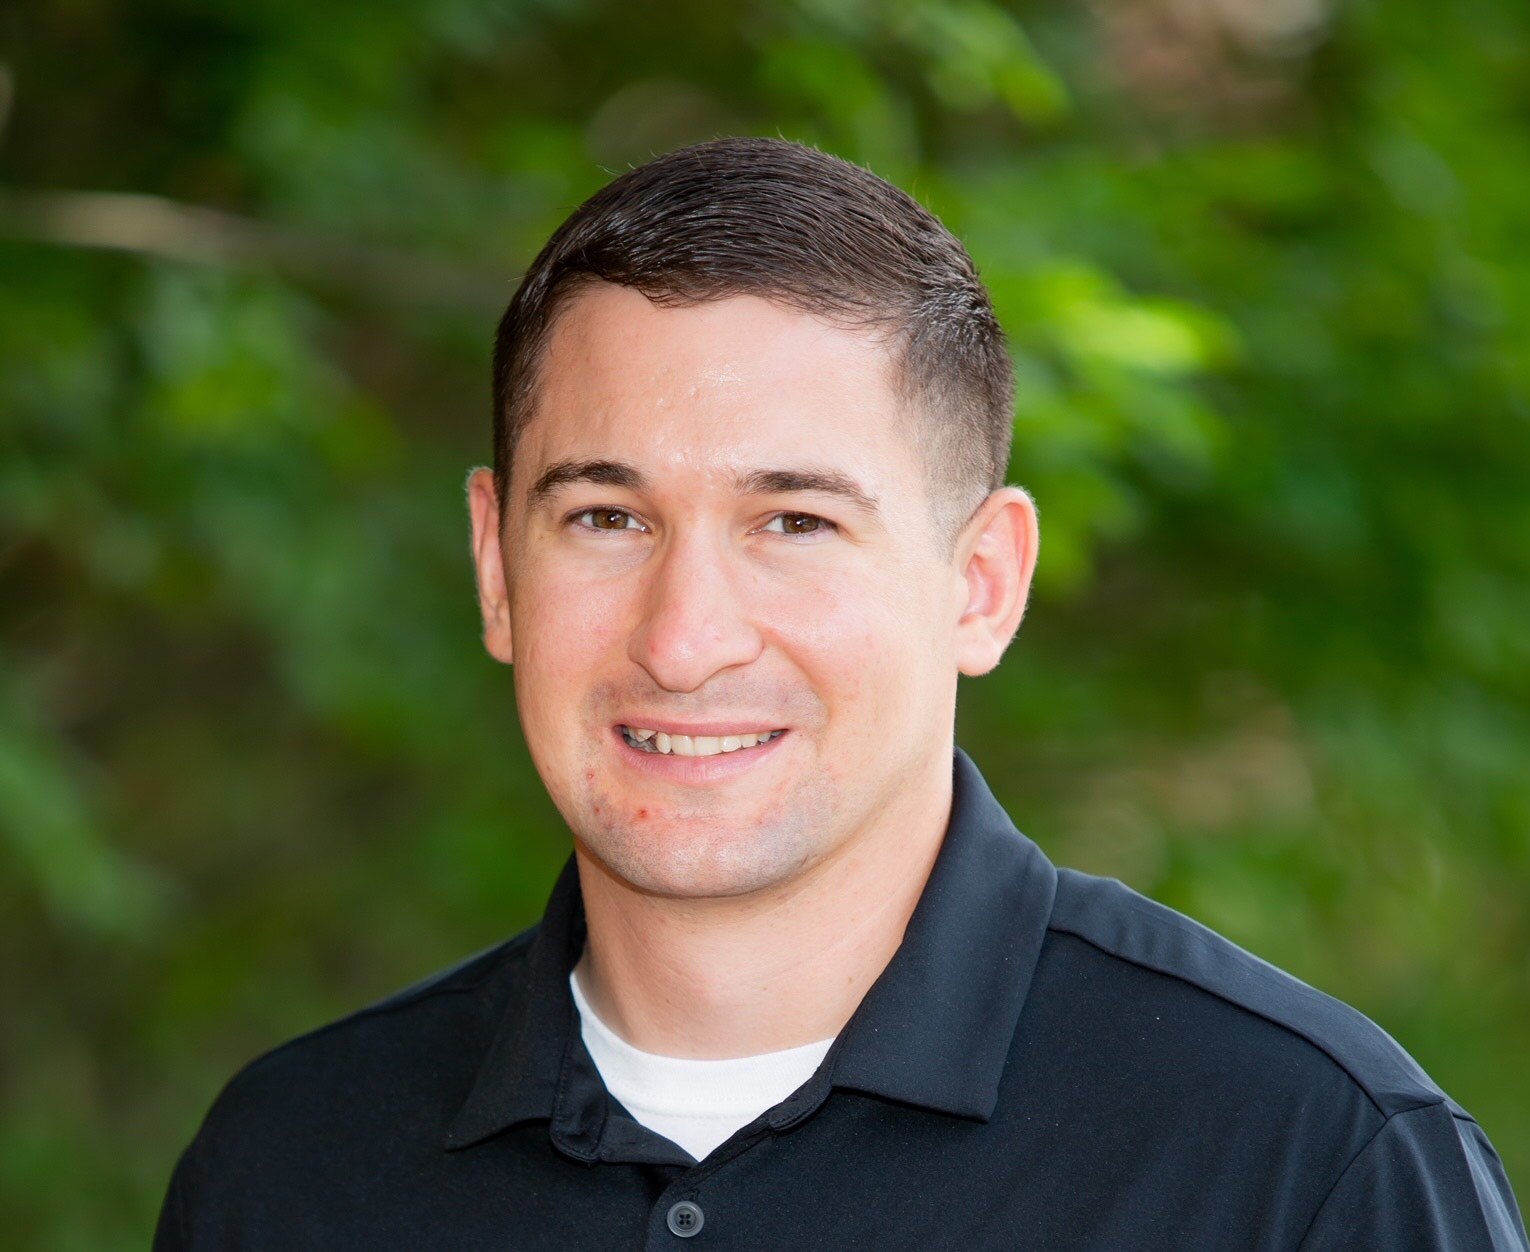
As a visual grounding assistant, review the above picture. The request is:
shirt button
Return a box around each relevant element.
[666,1199,705,1238]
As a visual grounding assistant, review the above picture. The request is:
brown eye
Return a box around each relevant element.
[572,508,638,531]
[764,512,835,537]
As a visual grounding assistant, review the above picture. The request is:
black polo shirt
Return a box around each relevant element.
[155,747,1527,1250]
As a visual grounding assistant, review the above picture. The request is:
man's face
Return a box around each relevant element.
[478,285,983,900]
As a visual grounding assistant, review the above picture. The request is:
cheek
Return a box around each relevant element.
[513,570,632,720]
[764,566,930,713]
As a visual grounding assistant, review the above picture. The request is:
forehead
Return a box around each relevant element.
[515,285,920,498]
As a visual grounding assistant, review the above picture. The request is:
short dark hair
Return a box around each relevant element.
[491,136,1015,547]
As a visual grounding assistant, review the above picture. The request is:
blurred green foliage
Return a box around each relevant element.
[2,0,1528,1245]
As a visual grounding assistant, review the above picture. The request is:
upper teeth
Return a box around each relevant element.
[622,727,783,756]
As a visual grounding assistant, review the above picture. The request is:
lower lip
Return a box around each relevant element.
[611,726,788,782]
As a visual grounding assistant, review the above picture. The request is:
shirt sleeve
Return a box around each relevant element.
[1298,1101,1529,1251]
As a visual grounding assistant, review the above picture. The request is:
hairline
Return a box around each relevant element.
[495,280,990,557]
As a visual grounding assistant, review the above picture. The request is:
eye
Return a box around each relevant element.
[761,512,837,538]
[570,507,645,532]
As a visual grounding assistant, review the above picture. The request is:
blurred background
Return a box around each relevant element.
[2,0,1528,1245]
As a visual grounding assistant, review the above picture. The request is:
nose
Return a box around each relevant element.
[627,529,764,693]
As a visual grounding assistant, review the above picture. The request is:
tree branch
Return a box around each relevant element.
[0,185,510,311]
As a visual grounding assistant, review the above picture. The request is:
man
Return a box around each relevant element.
[156,138,1526,1249]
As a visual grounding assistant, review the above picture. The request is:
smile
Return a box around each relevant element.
[619,726,786,756]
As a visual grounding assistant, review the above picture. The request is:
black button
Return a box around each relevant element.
[666,1199,705,1238]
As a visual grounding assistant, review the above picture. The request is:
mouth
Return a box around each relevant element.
[618,725,787,757]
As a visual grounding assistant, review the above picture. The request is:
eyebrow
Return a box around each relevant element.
[528,458,644,506]
[733,467,882,519]
[527,458,882,520]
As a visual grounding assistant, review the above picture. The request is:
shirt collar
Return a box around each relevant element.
[827,745,1058,1119]
[446,744,1058,1152]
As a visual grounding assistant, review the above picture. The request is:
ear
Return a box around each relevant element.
[466,466,515,665]
[953,486,1040,677]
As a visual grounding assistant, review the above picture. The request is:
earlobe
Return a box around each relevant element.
[954,487,1039,677]
[466,466,515,666]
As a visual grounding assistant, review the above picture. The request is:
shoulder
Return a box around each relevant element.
[181,927,535,1171]
[1017,868,1528,1247]
[1042,865,1451,1119]
[154,929,540,1249]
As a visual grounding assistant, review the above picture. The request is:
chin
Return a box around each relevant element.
[582,811,822,901]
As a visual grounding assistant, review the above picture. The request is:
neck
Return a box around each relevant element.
[571,750,953,1059]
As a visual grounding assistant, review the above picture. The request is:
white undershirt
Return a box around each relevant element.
[569,969,836,1162]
